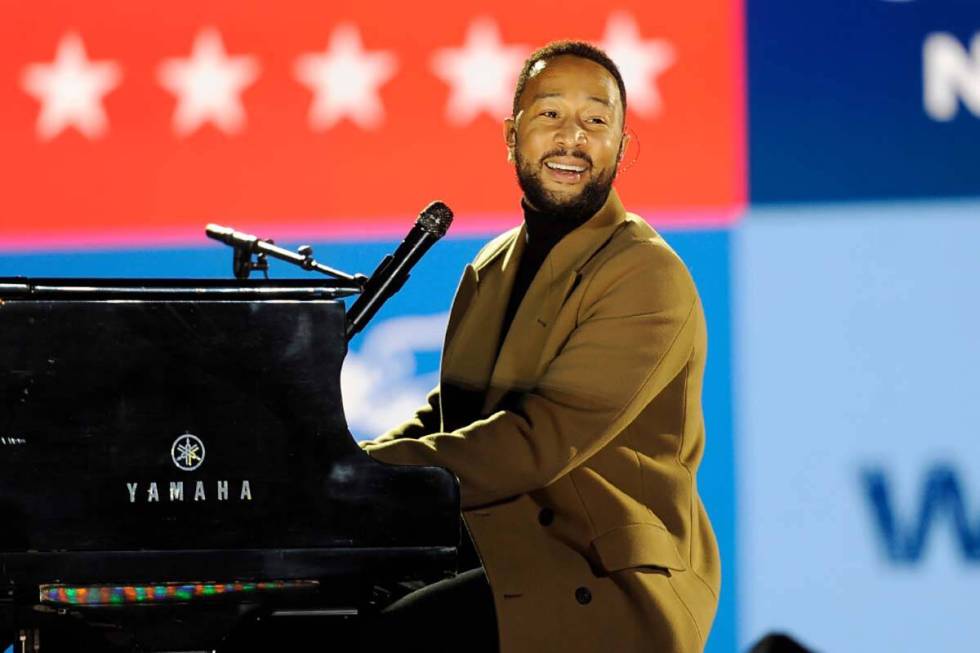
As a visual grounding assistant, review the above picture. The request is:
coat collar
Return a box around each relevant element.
[472,188,628,287]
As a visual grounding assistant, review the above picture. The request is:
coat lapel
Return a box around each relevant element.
[440,227,525,400]
[482,190,629,412]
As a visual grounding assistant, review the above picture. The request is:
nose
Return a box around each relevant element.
[554,120,586,148]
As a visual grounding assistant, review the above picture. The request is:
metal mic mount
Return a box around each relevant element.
[205,224,367,285]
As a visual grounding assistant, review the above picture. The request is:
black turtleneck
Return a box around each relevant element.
[497,200,594,351]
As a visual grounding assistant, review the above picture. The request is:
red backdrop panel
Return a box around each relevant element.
[0,0,744,245]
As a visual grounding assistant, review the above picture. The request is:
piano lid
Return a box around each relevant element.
[0,277,361,301]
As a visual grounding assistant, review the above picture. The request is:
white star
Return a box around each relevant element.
[157,28,260,137]
[294,24,398,131]
[600,12,676,118]
[21,33,122,141]
[431,18,527,125]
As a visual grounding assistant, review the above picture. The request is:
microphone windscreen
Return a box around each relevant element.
[205,223,234,243]
[416,201,454,237]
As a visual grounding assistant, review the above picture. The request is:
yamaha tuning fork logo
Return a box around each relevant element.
[124,432,253,504]
[171,433,205,471]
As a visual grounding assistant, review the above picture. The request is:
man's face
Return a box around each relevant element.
[504,55,627,219]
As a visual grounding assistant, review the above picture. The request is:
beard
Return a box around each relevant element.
[514,147,619,223]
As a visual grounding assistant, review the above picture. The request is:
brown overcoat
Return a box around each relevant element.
[362,189,720,652]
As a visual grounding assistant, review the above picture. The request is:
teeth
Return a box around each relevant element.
[546,162,586,172]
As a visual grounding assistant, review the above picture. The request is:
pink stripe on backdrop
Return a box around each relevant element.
[0,206,744,252]
[729,0,748,206]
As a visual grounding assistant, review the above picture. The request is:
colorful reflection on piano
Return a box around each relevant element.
[41,581,319,607]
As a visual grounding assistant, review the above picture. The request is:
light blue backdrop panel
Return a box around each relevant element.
[735,199,980,652]
[0,228,735,653]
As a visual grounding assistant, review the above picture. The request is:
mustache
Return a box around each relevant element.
[538,149,593,168]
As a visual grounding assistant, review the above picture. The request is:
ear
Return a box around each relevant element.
[503,117,516,162]
[617,129,630,164]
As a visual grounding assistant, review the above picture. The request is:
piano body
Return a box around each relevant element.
[0,278,461,652]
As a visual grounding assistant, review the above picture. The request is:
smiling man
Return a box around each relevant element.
[360,41,720,652]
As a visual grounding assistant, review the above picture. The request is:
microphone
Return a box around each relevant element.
[345,201,454,341]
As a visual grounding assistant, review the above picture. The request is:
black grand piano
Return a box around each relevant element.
[0,207,462,652]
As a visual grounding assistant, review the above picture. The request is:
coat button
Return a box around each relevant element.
[537,508,554,526]
[575,587,592,605]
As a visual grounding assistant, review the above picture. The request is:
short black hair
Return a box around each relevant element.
[511,40,627,120]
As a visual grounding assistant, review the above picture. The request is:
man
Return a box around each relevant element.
[360,40,720,652]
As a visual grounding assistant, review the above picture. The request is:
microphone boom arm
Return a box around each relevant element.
[205,224,366,284]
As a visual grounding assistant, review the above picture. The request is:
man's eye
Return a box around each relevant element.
[541,110,558,118]
[588,117,608,125]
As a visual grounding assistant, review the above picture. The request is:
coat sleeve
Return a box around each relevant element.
[365,386,442,444]
[362,241,700,509]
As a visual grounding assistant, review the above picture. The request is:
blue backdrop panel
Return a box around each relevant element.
[749,0,980,202]
[0,227,736,653]
[735,199,980,652]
